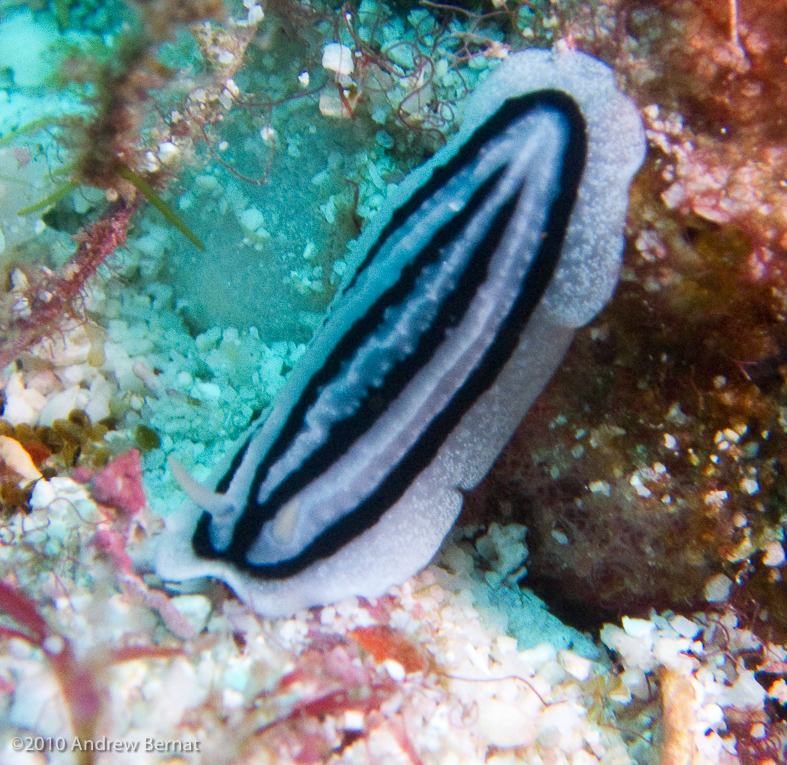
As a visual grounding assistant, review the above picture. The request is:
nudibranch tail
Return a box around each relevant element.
[156,48,646,618]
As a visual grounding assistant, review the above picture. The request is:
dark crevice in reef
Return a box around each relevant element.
[522,574,620,636]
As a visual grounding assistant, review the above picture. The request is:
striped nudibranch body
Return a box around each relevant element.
[156,48,646,617]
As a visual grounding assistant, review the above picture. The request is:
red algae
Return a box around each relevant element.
[349,625,431,674]
[460,0,787,647]
[86,448,146,516]
[0,199,141,373]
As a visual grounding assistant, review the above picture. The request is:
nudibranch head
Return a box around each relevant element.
[156,48,646,617]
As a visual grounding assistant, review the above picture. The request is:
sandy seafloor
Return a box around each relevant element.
[0,1,786,763]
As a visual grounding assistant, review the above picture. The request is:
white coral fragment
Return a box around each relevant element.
[0,436,42,482]
[322,42,354,75]
[703,573,733,603]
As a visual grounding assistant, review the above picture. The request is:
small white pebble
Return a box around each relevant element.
[335,596,359,618]
[382,659,406,682]
[239,207,265,232]
[302,240,316,260]
[343,710,364,731]
[559,651,593,682]
[699,702,725,726]
[664,433,677,449]
[247,3,264,24]
[278,619,306,643]
[537,660,566,686]
[704,573,733,603]
[29,479,57,509]
[740,477,759,495]
[621,667,650,699]
[319,89,351,118]
[769,678,787,703]
[630,473,652,498]
[551,529,569,545]
[588,480,611,496]
[140,150,160,171]
[669,615,700,639]
[158,141,178,162]
[666,402,688,425]
[42,635,65,656]
[170,594,212,633]
[320,606,336,625]
[728,671,766,709]
[704,490,728,508]
[763,541,785,567]
[223,687,244,709]
[622,616,654,639]
[298,70,310,87]
[195,173,219,190]
[750,723,766,740]
[0,436,42,482]
[322,43,354,75]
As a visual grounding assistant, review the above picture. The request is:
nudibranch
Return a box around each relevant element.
[156,48,646,617]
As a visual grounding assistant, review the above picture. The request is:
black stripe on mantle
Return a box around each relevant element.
[192,89,587,578]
